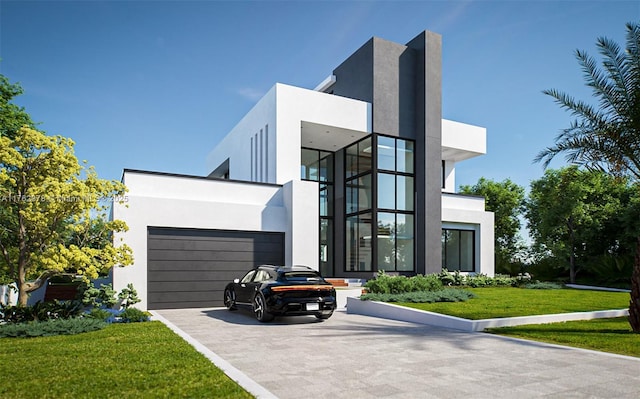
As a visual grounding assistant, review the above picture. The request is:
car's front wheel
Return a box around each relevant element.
[253,292,274,322]
[223,288,237,311]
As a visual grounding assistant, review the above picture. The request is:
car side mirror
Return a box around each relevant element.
[233,278,240,283]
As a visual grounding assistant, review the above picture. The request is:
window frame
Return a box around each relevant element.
[441,228,476,272]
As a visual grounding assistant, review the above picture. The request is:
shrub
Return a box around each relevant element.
[365,270,523,294]
[523,281,563,289]
[436,270,518,288]
[494,274,518,287]
[364,271,443,294]
[118,283,141,309]
[0,318,107,338]
[364,271,394,294]
[119,307,150,323]
[81,283,117,308]
[437,269,465,286]
[0,300,84,323]
[465,274,494,288]
[361,288,475,303]
[410,274,443,291]
[85,308,118,322]
[85,307,149,324]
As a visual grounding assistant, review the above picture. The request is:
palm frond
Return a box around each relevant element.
[577,48,628,118]
[625,23,640,82]
[597,37,632,104]
[542,88,606,125]
[539,22,640,182]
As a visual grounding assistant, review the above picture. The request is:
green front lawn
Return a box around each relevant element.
[486,317,639,358]
[0,321,253,399]
[395,287,638,358]
[397,287,629,319]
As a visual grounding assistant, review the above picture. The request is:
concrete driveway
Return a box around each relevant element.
[154,308,640,399]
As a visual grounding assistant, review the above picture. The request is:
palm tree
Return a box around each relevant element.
[535,22,640,332]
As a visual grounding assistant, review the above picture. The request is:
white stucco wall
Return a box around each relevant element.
[442,193,495,276]
[441,119,486,194]
[282,180,319,268]
[442,160,456,193]
[273,84,371,184]
[441,119,486,160]
[112,171,318,310]
[206,86,278,183]
[207,83,371,185]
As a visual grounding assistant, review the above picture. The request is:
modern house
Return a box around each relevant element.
[112,30,494,310]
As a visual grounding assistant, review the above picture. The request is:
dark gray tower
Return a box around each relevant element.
[330,30,442,276]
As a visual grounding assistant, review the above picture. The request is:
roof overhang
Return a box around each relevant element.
[301,121,369,152]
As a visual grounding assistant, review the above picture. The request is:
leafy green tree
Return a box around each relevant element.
[459,178,526,274]
[0,75,133,306]
[0,74,34,285]
[535,23,640,331]
[0,74,34,139]
[525,167,630,283]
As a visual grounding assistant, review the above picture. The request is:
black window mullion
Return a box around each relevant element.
[372,134,378,272]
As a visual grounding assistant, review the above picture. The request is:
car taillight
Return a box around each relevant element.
[271,285,334,292]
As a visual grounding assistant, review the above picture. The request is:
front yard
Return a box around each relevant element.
[393,287,638,358]
[0,321,252,399]
[2,286,637,399]
[486,317,640,358]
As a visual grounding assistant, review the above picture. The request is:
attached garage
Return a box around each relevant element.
[147,227,285,309]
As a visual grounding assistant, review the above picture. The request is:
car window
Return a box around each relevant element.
[240,270,256,284]
[282,271,323,282]
[254,270,272,283]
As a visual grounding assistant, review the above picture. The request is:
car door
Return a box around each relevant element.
[246,269,271,300]
[235,270,257,304]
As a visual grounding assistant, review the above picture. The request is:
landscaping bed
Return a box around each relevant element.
[396,287,630,319]
[351,272,637,357]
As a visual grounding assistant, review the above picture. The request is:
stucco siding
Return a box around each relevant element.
[112,171,316,310]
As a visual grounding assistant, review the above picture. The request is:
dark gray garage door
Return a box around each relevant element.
[147,227,285,309]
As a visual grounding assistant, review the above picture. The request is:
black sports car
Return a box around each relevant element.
[223,265,336,322]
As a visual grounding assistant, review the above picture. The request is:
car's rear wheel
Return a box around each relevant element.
[223,288,237,311]
[253,292,274,322]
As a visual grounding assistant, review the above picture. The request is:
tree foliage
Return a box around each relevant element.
[535,23,640,180]
[0,74,33,139]
[0,75,133,306]
[525,167,633,283]
[535,22,640,331]
[459,178,526,273]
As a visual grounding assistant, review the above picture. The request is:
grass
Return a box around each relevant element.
[0,321,253,399]
[396,287,630,319]
[486,317,640,358]
[393,287,638,358]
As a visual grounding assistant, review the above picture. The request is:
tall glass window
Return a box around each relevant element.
[346,213,372,271]
[374,135,415,272]
[345,134,415,273]
[442,229,475,272]
[301,148,332,181]
[345,138,373,272]
[377,136,396,171]
[301,148,334,276]
[396,214,414,271]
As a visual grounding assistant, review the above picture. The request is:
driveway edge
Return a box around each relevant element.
[150,311,278,399]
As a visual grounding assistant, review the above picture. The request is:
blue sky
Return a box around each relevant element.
[1,0,638,191]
